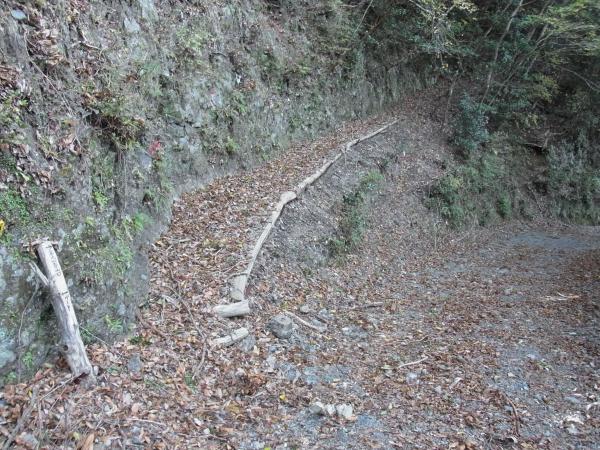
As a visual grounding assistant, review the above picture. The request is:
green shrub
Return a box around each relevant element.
[547,138,600,224]
[330,170,384,257]
[428,152,515,228]
[452,94,490,158]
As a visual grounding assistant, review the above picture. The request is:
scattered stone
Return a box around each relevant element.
[279,362,299,382]
[317,308,333,322]
[138,0,158,21]
[566,424,579,435]
[10,10,27,21]
[124,16,141,34]
[406,372,419,385]
[299,304,311,314]
[309,401,326,415]
[0,348,16,368]
[127,353,142,374]
[238,334,256,353]
[268,313,293,339]
[434,385,443,395]
[265,355,277,372]
[336,403,354,420]
[325,404,336,416]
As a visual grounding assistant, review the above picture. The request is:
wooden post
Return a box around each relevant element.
[34,241,94,381]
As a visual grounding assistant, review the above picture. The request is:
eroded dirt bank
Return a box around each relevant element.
[1,97,598,449]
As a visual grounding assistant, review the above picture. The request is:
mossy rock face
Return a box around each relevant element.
[0,0,413,380]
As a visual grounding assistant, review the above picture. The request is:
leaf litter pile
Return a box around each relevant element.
[1,95,599,449]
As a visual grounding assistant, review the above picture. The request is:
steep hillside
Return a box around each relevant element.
[0,1,415,379]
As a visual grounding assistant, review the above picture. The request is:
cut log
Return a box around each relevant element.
[211,327,249,348]
[34,241,94,381]
[213,300,251,318]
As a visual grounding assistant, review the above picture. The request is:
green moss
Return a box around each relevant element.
[0,189,29,223]
[0,90,28,146]
[175,26,210,70]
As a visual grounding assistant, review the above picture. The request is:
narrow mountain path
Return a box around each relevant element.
[2,94,598,450]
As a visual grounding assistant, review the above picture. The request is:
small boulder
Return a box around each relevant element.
[268,314,293,339]
[309,401,326,415]
[317,308,333,323]
[11,10,27,21]
[325,404,336,416]
[127,353,143,374]
[124,17,141,34]
[238,334,256,353]
[336,403,354,420]
[299,304,311,314]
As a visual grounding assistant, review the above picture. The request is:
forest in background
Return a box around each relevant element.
[300,0,600,225]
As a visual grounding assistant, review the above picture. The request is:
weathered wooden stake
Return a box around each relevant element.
[33,240,94,381]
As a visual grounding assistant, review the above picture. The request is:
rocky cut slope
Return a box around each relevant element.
[0,0,417,381]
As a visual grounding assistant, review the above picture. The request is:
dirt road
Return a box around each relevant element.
[1,98,598,449]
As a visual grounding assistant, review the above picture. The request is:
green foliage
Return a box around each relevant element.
[104,315,124,334]
[86,92,144,151]
[0,90,28,145]
[224,136,238,155]
[22,350,34,370]
[175,26,209,68]
[330,170,384,256]
[129,334,151,346]
[428,152,515,228]
[0,189,29,224]
[92,190,109,209]
[547,138,600,224]
[452,94,490,158]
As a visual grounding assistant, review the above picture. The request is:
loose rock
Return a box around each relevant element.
[268,313,293,339]
[11,10,27,21]
[309,401,326,415]
[336,403,354,420]
[127,353,143,374]
[238,334,256,353]
[317,308,333,322]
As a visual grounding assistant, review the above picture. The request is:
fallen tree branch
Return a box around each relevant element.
[228,120,398,304]
[344,301,385,310]
[33,240,94,381]
[229,190,296,302]
[284,311,326,333]
[211,327,249,348]
[397,356,428,369]
[213,300,251,318]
